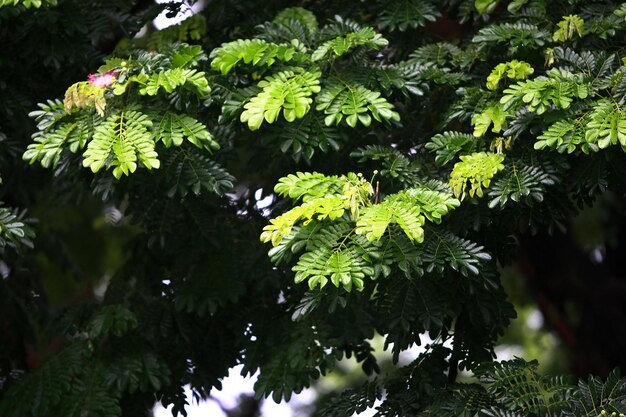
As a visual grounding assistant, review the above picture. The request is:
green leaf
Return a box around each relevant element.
[293,246,369,292]
[87,305,138,339]
[387,185,460,224]
[311,26,388,61]
[240,68,321,130]
[23,114,95,168]
[486,60,534,90]
[378,0,440,32]
[472,104,507,137]
[553,15,585,42]
[0,342,89,417]
[263,112,342,161]
[449,152,505,200]
[473,23,550,51]
[585,100,626,149]
[155,112,219,151]
[315,79,399,127]
[165,148,235,197]
[274,172,343,202]
[500,71,589,114]
[0,204,34,250]
[210,38,300,75]
[422,228,491,276]
[475,0,499,14]
[273,7,318,32]
[350,145,420,185]
[476,359,571,414]
[356,200,426,243]
[426,131,477,165]
[82,110,159,178]
[138,68,210,97]
[488,161,557,208]
[263,172,372,245]
[536,120,575,150]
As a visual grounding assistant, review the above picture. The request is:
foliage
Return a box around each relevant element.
[23,43,218,178]
[240,68,321,130]
[449,152,505,199]
[3,1,626,417]
[0,204,34,252]
[377,0,440,32]
[210,38,301,75]
[553,15,585,42]
[486,60,534,91]
[0,0,56,8]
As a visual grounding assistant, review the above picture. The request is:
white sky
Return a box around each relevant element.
[153,337,436,417]
[152,366,317,417]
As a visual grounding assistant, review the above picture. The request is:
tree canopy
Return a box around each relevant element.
[2,0,626,416]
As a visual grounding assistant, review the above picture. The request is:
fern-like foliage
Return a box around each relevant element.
[87,305,138,339]
[110,47,211,98]
[315,79,400,127]
[351,145,421,185]
[535,100,626,154]
[164,147,234,197]
[472,104,508,137]
[476,359,571,414]
[551,47,615,88]
[106,353,172,394]
[28,98,67,131]
[585,99,626,149]
[262,171,463,291]
[408,42,462,67]
[249,324,337,403]
[386,185,460,224]
[318,381,381,416]
[567,370,626,416]
[261,172,372,245]
[473,23,550,52]
[500,69,589,114]
[24,43,225,181]
[155,112,218,151]
[132,68,211,97]
[535,119,587,153]
[292,243,374,291]
[426,131,478,165]
[12,4,626,417]
[207,10,402,157]
[210,39,301,75]
[0,342,92,417]
[23,113,97,168]
[261,112,342,161]
[311,26,388,62]
[344,358,626,416]
[273,171,349,202]
[553,14,585,42]
[422,227,491,276]
[273,7,319,33]
[356,200,425,242]
[486,60,534,91]
[0,203,34,251]
[0,0,57,9]
[82,110,159,178]
[240,68,321,130]
[377,0,441,32]
[449,152,505,200]
[487,160,557,208]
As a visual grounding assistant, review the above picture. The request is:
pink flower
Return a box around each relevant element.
[87,70,118,88]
